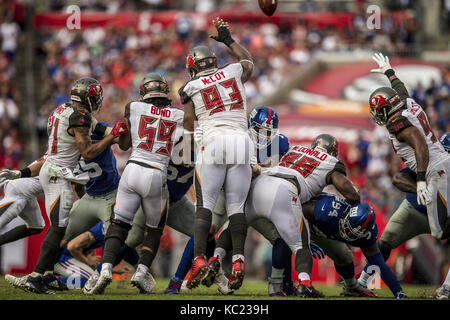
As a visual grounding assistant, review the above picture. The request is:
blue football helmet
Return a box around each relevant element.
[339,201,376,242]
[249,106,279,149]
[440,132,450,153]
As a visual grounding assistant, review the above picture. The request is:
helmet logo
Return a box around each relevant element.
[88,84,103,97]
[186,54,197,69]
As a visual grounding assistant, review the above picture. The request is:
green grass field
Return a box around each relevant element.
[0,276,439,300]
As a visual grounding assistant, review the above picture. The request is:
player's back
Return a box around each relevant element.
[46,103,93,168]
[267,145,346,203]
[182,62,248,137]
[388,98,450,173]
[126,101,184,172]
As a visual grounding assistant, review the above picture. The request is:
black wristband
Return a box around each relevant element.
[385,69,395,78]
[417,171,426,181]
[223,36,235,47]
[20,167,31,178]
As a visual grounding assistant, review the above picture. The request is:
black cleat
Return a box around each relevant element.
[202,256,220,287]
[43,273,68,291]
[297,280,324,298]
[21,275,55,294]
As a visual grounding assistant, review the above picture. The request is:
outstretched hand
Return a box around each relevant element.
[370,52,392,74]
[210,17,235,46]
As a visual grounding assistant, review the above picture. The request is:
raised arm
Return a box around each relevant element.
[371,52,409,100]
[210,17,254,83]
[392,170,417,194]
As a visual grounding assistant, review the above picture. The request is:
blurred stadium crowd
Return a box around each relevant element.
[0,0,449,281]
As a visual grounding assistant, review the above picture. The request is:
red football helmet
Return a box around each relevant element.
[369,87,404,126]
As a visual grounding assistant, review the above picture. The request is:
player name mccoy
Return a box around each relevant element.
[201,70,226,85]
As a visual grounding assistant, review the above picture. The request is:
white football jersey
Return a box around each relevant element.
[180,63,248,138]
[265,145,346,203]
[387,98,450,175]
[126,101,184,172]
[46,103,94,169]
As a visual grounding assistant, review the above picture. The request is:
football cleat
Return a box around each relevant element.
[283,282,298,296]
[228,258,245,290]
[83,272,99,294]
[131,270,156,294]
[21,275,55,294]
[88,268,112,295]
[202,256,221,287]
[268,277,286,297]
[395,291,408,299]
[5,274,27,289]
[430,284,449,300]
[164,277,182,294]
[297,280,324,298]
[214,268,234,295]
[340,282,377,297]
[42,273,68,291]
[186,254,210,289]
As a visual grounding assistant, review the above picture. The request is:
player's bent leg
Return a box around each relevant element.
[166,196,195,237]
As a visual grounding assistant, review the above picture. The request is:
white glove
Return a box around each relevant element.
[250,155,258,167]
[0,169,21,184]
[417,181,432,206]
[194,126,203,147]
[370,52,392,74]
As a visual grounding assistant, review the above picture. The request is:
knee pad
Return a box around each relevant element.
[105,221,131,243]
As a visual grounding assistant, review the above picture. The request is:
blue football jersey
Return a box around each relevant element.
[58,222,105,263]
[312,194,378,248]
[257,133,290,164]
[399,168,427,215]
[73,143,121,196]
[167,163,195,204]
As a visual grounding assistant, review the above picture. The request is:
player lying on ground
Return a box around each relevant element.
[5,221,139,291]
[369,52,450,240]
[359,132,450,299]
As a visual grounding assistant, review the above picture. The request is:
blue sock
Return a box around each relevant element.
[272,238,292,284]
[366,252,403,297]
[363,242,392,273]
[334,262,355,280]
[378,242,392,261]
[174,236,195,281]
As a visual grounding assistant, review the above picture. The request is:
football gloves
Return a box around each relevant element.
[310,240,325,259]
[371,52,393,75]
[210,17,235,47]
[111,119,128,137]
[0,169,21,185]
[417,181,432,206]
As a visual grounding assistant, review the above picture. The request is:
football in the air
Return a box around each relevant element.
[258,0,278,16]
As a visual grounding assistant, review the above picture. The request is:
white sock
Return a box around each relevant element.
[137,264,149,274]
[443,269,450,287]
[101,263,113,273]
[214,247,226,262]
[232,254,245,263]
[298,272,310,282]
[270,267,284,279]
[358,270,370,287]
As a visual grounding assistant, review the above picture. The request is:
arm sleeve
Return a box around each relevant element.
[92,121,109,137]
[178,85,191,105]
[124,102,131,121]
[68,109,92,130]
[386,114,413,135]
[325,160,347,185]
[390,77,410,100]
